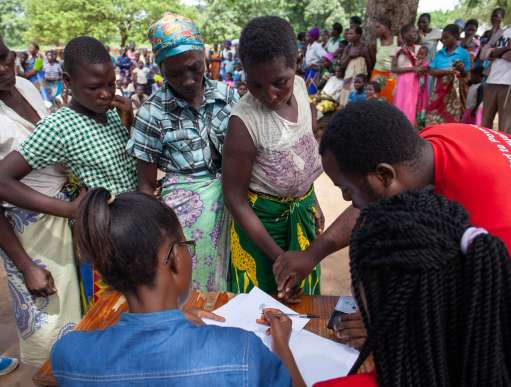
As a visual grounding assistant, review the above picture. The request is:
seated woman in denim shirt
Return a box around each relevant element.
[50,189,294,387]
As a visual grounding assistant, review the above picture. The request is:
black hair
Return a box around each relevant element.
[63,36,112,75]
[319,100,423,176]
[350,16,362,26]
[239,16,297,69]
[368,81,382,93]
[30,42,40,51]
[471,65,484,78]
[418,13,431,22]
[74,188,182,293]
[0,37,9,60]
[465,18,479,29]
[352,26,363,36]
[443,23,461,39]
[354,73,367,83]
[333,22,343,34]
[376,16,392,31]
[475,82,484,109]
[418,45,429,54]
[348,188,511,387]
[297,31,306,41]
[493,7,506,18]
[400,23,416,36]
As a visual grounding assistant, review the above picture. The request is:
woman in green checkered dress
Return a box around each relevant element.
[0,37,138,312]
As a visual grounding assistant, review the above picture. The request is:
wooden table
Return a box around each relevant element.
[33,291,339,386]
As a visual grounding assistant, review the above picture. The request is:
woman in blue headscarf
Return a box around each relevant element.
[127,13,239,291]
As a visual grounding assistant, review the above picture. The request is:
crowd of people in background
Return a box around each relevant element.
[11,7,511,134]
[297,9,510,133]
[13,43,165,114]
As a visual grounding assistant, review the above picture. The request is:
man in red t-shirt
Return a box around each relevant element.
[273,100,511,347]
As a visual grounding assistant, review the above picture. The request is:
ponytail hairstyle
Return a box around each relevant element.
[74,188,182,293]
[348,188,511,387]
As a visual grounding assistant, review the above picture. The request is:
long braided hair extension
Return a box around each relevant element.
[348,188,511,387]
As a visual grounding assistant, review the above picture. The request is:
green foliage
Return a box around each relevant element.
[428,9,461,29]
[200,0,351,43]
[428,0,511,29]
[23,0,199,47]
[0,0,26,47]
[304,0,347,31]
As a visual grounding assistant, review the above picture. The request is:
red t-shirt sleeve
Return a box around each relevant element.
[313,372,377,387]
[420,124,511,253]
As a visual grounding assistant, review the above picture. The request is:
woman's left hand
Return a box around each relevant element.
[314,198,325,236]
[453,61,465,73]
[111,95,134,130]
[182,307,226,326]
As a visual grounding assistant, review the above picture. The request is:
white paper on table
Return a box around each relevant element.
[203,287,309,332]
[290,330,359,386]
[203,287,359,386]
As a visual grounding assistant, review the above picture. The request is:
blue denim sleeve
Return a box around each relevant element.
[246,333,293,387]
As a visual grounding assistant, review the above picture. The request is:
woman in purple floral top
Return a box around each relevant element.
[223,16,324,295]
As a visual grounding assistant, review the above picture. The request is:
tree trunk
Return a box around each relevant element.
[120,27,129,49]
[364,0,419,40]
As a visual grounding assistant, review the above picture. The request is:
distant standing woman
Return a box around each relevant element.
[370,16,399,103]
[304,27,328,95]
[208,44,221,80]
[24,43,45,96]
[426,24,470,125]
[223,16,323,294]
[392,24,424,126]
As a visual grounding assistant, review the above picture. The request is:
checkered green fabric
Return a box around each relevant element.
[19,107,137,194]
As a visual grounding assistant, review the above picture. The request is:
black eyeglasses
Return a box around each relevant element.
[164,240,196,264]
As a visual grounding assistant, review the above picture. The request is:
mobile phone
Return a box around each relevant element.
[327,295,357,330]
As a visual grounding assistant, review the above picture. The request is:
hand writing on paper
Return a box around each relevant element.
[182,307,225,326]
[333,312,367,349]
[256,308,292,353]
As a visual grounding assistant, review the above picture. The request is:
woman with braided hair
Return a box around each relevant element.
[264,188,511,387]
[335,188,510,386]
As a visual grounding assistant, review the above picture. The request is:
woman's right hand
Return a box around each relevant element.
[69,187,88,219]
[22,263,56,297]
[257,308,293,353]
[453,61,465,73]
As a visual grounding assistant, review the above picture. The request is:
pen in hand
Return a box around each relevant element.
[278,313,319,319]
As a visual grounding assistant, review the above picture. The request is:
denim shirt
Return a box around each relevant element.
[51,309,292,387]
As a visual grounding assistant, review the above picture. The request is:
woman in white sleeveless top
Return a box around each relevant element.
[223,17,323,296]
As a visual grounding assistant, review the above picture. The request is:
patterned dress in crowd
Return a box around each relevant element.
[0,77,81,365]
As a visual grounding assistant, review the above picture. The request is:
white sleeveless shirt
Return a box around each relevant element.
[231,76,323,197]
[0,77,67,206]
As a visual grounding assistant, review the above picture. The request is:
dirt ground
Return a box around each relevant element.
[0,172,352,386]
